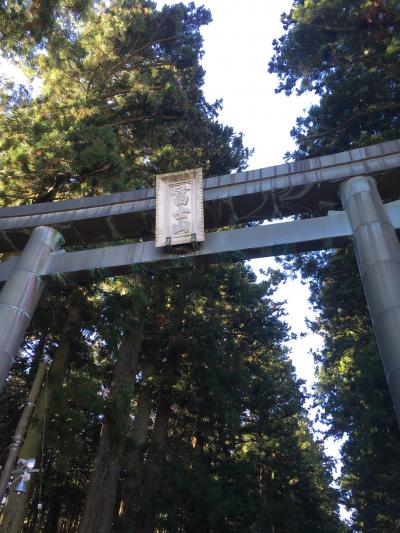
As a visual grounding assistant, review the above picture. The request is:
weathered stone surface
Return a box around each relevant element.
[155,168,204,248]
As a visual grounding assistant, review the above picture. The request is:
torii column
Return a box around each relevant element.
[0,226,63,392]
[340,176,400,427]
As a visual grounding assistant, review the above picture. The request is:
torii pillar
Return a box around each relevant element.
[340,176,400,427]
[0,226,63,391]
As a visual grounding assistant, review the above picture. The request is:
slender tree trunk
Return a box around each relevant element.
[0,357,49,501]
[184,434,211,533]
[28,334,47,380]
[78,325,144,533]
[135,354,178,533]
[0,300,83,533]
[259,466,274,533]
[116,360,155,530]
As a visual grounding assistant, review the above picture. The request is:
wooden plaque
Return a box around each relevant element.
[155,168,204,248]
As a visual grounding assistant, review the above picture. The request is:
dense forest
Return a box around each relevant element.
[0,0,399,532]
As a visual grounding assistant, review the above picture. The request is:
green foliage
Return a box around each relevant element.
[0,0,91,56]
[271,1,400,529]
[270,0,400,158]
[0,2,342,531]
[116,265,343,532]
[0,1,249,204]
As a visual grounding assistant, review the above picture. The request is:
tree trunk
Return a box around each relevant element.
[135,354,178,533]
[259,466,274,533]
[0,358,49,502]
[184,433,211,533]
[0,300,83,533]
[78,326,144,533]
[116,360,155,530]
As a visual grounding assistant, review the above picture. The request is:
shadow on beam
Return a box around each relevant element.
[1,202,399,286]
[1,139,400,251]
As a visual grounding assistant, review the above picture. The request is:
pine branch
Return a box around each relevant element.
[111,114,180,127]
[299,102,400,141]
[87,35,178,94]
[107,34,177,78]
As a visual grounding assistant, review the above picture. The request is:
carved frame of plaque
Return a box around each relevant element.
[155,168,204,248]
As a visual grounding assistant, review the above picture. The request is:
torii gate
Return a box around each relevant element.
[1,139,400,426]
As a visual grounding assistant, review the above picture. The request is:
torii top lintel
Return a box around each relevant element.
[1,139,400,252]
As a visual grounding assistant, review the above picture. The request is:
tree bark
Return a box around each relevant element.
[78,325,144,533]
[0,300,83,533]
[116,360,155,530]
[135,353,179,533]
[0,358,49,502]
[258,466,274,533]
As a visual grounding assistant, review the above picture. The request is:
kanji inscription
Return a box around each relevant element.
[156,168,204,248]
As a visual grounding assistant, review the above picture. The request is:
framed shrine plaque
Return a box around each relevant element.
[155,168,205,248]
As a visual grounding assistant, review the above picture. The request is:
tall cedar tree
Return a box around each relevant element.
[0,1,343,531]
[270,0,400,531]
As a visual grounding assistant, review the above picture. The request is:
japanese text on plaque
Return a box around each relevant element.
[155,168,204,248]
[171,182,191,236]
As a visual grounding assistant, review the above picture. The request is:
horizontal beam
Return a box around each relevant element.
[1,139,400,251]
[0,201,398,285]
[42,214,351,280]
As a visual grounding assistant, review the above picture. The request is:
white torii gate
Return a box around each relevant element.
[1,139,400,425]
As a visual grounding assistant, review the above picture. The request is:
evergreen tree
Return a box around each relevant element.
[116,265,343,532]
[0,0,91,56]
[0,2,344,531]
[270,1,400,530]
